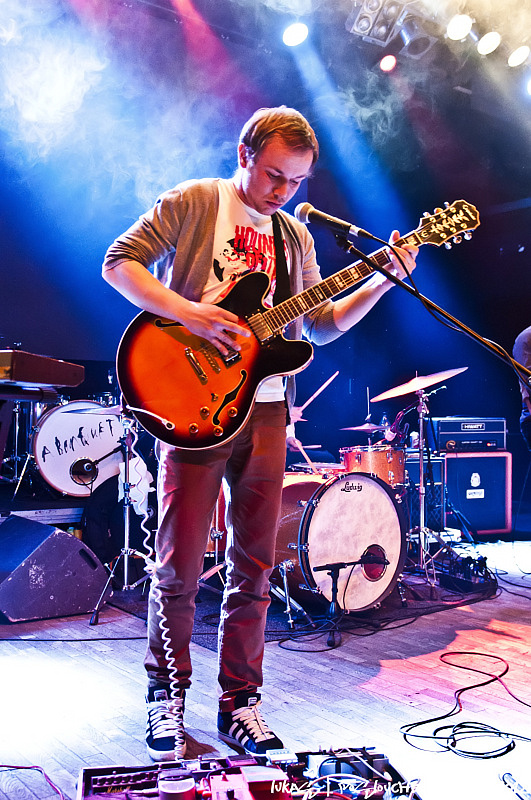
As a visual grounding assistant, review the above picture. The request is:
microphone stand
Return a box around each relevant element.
[336,236,531,388]
[333,236,516,579]
[313,555,390,646]
[89,409,148,625]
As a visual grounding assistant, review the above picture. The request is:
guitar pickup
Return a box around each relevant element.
[221,345,241,367]
[184,347,208,384]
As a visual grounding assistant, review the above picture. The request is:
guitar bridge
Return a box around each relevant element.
[184,347,208,384]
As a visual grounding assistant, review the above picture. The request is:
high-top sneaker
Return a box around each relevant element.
[145,685,186,761]
[217,692,284,755]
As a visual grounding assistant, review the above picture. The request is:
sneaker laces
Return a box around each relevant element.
[232,701,276,743]
[148,696,185,744]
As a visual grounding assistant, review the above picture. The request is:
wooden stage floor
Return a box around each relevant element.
[0,539,530,800]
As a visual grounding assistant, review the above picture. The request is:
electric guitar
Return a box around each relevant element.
[116,200,480,449]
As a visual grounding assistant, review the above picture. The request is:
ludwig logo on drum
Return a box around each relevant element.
[340,481,363,493]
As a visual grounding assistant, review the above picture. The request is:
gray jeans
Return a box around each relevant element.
[144,401,287,709]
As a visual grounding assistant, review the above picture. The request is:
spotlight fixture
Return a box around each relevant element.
[346,1,404,47]
[446,14,473,42]
[476,31,501,56]
[399,15,438,60]
[507,45,530,68]
[282,21,309,47]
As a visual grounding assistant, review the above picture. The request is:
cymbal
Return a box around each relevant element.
[341,422,385,432]
[371,367,468,402]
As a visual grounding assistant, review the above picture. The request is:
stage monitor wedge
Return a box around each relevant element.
[0,516,111,622]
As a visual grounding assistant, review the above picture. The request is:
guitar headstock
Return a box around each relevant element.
[414,200,480,249]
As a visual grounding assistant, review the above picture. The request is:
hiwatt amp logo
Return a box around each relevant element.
[461,422,486,431]
[466,471,485,499]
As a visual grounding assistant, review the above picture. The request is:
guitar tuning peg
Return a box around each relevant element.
[444,201,450,208]
[444,241,453,250]
[423,211,430,217]
[433,207,443,213]
[453,235,463,244]
[464,232,473,240]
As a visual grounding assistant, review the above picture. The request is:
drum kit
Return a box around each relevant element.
[2,397,126,499]
[2,364,468,628]
[269,366,468,625]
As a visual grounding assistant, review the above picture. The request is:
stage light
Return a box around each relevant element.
[399,15,438,59]
[446,14,473,42]
[379,53,397,72]
[345,1,404,47]
[476,31,501,56]
[508,45,530,68]
[283,21,309,47]
[527,76,531,97]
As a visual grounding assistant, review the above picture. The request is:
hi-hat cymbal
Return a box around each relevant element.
[371,367,468,402]
[341,422,385,432]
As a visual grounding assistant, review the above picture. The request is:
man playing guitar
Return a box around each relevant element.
[102,106,418,761]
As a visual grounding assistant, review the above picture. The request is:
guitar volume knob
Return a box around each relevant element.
[228,407,238,417]
[213,426,224,437]
[200,407,210,419]
[188,423,199,435]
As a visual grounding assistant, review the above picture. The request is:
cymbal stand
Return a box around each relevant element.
[90,412,148,625]
[199,492,226,595]
[415,390,457,579]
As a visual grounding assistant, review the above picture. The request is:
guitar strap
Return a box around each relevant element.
[271,212,294,424]
[272,212,291,306]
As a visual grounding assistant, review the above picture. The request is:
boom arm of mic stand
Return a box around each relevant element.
[341,241,531,386]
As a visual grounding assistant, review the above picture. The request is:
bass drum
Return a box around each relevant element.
[275,472,407,613]
[33,400,124,497]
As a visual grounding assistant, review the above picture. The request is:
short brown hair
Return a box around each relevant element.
[239,106,319,168]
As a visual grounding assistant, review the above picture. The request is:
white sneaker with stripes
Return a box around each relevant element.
[217,693,284,755]
[146,685,186,762]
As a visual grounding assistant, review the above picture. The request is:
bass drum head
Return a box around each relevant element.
[33,400,124,497]
[299,472,407,613]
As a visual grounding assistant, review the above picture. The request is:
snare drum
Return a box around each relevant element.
[33,400,124,497]
[275,471,407,613]
[339,445,405,487]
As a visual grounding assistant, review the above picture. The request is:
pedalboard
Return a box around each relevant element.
[76,746,422,800]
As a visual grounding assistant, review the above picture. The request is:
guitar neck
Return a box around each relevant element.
[262,232,418,334]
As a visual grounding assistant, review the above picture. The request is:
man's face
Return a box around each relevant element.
[235,135,314,216]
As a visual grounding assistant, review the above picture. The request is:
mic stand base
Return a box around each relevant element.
[89,547,149,626]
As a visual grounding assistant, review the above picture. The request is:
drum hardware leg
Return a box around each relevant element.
[12,452,34,499]
[209,527,225,564]
[199,560,226,596]
[396,575,408,607]
[270,562,315,629]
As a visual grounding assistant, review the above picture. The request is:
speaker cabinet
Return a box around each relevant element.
[405,455,445,531]
[444,452,512,534]
[0,516,111,622]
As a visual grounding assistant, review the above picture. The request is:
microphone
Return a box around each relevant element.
[294,202,372,240]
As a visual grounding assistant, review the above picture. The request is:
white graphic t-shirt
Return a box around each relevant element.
[202,179,290,402]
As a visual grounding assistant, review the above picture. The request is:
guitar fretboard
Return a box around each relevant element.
[261,237,408,335]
